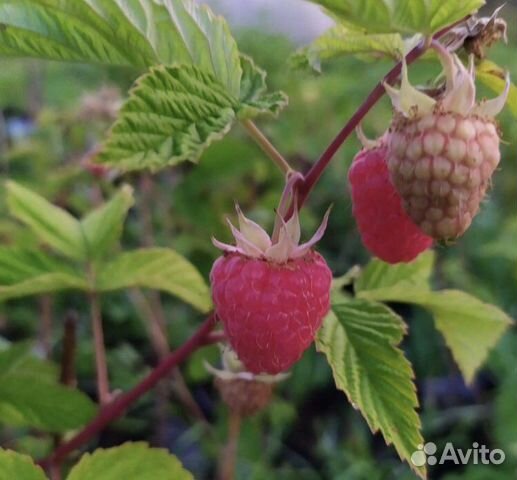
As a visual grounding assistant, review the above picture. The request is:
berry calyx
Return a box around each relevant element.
[207,347,286,416]
[210,206,332,374]
[385,44,509,240]
[348,132,433,263]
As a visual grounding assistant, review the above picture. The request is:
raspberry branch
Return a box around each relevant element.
[39,314,218,472]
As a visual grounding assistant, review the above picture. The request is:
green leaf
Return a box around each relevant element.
[0,342,57,381]
[356,258,513,382]
[0,345,96,432]
[67,442,194,480]
[97,64,237,171]
[421,291,513,383]
[0,449,47,480]
[81,185,134,259]
[0,375,96,432]
[0,2,285,163]
[0,0,242,95]
[316,299,424,477]
[310,0,484,34]
[364,288,512,383]
[0,247,88,300]
[355,251,434,297]
[6,181,86,260]
[292,25,405,72]
[96,248,211,313]
[237,55,288,119]
[476,60,517,118]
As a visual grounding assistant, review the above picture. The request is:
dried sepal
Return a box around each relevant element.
[386,45,509,120]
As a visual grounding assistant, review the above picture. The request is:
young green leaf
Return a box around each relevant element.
[354,251,434,296]
[0,375,96,432]
[419,291,513,383]
[316,299,424,478]
[98,58,287,170]
[0,0,242,95]
[0,345,96,433]
[0,449,47,480]
[310,0,484,35]
[96,248,211,313]
[0,247,88,301]
[238,55,289,119]
[357,255,513,384]
[476,60,517,118]
[0,342,57,381]
[6,181,87,260]
[291,25,405,72]
[360,286,513,383]
[81,185,134,259]
[67,442,193,480]
[97,65,237,171]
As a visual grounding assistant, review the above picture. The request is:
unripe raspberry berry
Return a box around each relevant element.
[215,377,274,416]
[348,136,433,263]
[207,347,287,416]
[385,46,509,240]
[210,206,332,374]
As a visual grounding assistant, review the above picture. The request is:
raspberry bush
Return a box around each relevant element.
[0,1,514,480]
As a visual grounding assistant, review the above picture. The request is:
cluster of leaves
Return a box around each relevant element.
[1,182,210,312]
[319,252,511,476]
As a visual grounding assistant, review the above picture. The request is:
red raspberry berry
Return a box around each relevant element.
[349,142,433,263]
[210,206,332,374]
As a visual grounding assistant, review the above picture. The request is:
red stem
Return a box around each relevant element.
[39,314,217,470]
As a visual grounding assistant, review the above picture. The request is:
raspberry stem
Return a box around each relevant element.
[241,119,294,175]
[38,314,218,472]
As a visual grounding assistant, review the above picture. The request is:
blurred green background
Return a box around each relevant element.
[0,1,515,479]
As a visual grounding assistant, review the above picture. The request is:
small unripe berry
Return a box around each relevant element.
[384,46,508,240]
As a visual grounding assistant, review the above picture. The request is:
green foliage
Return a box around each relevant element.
[1,184,209,311]
[317,299,424,478]
[238,55,289,119]
[0,0,287,173]
[0,344,96,432]
[0,443,194,479]
[0,449,46,480]
[309,0,484,35]
[355,251,434,294]
[67,442,194,480]
[0,247,88,300]
[0,0,241,92]
[81,185,135,260]
[477,60,517,119]
[98,59,287,171]
[98,65,237,171]
[291,25,406,71]
[6,181,87,260]
[96,248,211,313]
[356,254,513,383]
